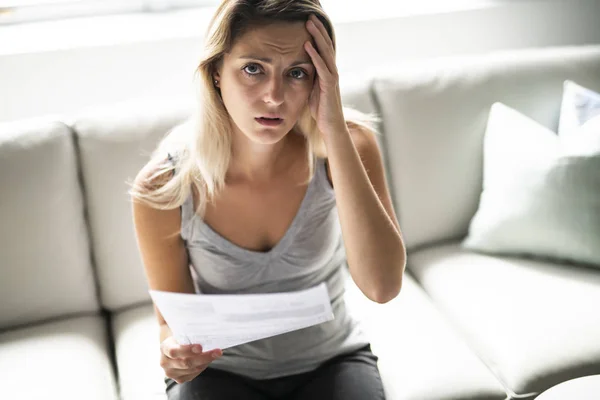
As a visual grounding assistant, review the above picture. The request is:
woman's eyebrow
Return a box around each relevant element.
[239,55,312,67]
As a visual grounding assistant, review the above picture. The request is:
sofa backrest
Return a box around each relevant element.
[71,97,193,312]
[0,119,100,330]
[371,45,600,251]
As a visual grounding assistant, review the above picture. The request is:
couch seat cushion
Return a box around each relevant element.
[408,242,600,398]
[112,270,506,400]
[345,269,506,400]
[112,304,169,400]
[0,314,118,400]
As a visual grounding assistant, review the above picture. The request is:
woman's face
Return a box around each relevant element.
[214,21,316,144]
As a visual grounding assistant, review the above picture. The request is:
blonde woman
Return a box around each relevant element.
[130,0,405,398]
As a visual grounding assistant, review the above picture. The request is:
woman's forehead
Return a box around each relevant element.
[230,21,312,59]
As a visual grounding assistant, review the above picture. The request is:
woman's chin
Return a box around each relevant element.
[251,123,292,143]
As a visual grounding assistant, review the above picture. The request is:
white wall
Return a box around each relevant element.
[1,0,599,122]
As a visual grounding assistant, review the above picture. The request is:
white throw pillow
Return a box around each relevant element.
[558,80,600,136]
[462,103,600,267]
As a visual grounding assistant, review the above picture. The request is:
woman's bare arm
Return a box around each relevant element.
[131,162,195,342]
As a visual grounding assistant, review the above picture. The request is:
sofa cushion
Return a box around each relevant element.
[0,118,100,329]
[371,45,600,251]
[72,96,193,311]
[0,314,119,400]
[112,304,169,400]
[112,270,507,400]
[408,242,600,398]
[344,269,507,400]
[462,104,600,268]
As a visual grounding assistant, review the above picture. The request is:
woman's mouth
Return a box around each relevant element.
[255,117,284,127]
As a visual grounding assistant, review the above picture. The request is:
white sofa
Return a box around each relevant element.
[1,44,599,400]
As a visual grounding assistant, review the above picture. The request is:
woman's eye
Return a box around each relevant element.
[290,69,307,79]
[243,64,261,75]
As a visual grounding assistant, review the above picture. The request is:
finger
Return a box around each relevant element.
[306,19,335,74]
[167,363,208,377]
[171,366,207,384]
[161,339,202,359]
[171,355,212,370]
[172,350,221,370]
[306,18,334,72]
[304,41,331,84]
[310,14,334,51]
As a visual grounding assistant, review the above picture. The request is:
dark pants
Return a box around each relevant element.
[165,344,386,400]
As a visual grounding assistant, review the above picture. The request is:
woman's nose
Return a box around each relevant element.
[263,77,284,106]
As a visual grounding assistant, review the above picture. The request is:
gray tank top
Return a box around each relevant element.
[176,155,369,380]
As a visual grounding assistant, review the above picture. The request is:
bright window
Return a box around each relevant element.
[0,0,219,25]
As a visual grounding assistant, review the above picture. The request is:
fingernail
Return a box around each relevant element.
[192,346,201,353]
[212,350,221,359]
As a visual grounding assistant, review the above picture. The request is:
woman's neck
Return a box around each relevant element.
[227,129,303,184]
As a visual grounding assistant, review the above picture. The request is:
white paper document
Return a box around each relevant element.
[149,282,334,352]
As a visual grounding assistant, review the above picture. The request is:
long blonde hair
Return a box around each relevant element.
[129,0,379,215]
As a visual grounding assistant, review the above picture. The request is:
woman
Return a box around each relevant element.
[130,0,406,399]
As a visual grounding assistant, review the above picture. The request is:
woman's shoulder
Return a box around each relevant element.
[133,154,176,194]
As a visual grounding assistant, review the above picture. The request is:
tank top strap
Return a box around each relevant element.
[166,152,195,240]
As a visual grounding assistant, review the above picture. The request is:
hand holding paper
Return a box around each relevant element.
[149,282,334,352]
